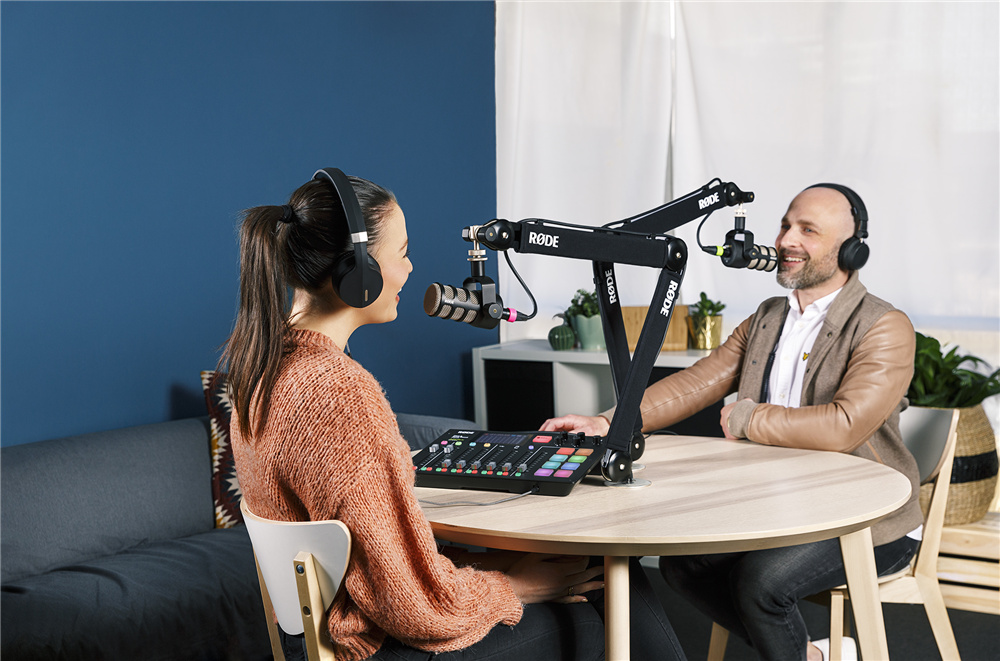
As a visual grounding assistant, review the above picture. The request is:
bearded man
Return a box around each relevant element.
[541,184,921,661]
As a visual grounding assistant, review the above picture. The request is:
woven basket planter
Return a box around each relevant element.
[920,404,999,525]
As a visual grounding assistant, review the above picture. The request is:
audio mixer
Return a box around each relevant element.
[412,429,605,496]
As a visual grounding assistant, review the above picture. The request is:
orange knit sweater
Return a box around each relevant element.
[232,329,522,660]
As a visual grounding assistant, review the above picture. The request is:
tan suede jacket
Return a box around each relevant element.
[622,272,921,545]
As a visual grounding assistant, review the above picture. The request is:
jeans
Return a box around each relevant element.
[658,535,919,661]
[281,557,686,661]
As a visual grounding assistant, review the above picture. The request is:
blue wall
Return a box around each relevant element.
[1,1,499,446]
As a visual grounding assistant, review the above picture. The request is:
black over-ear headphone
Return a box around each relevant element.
[806,183,870,271]
[313,168,383,308]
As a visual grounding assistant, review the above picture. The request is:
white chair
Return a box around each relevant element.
[707,406,962,661]
[241,499,352,661]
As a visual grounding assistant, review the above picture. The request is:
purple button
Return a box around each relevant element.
[534,468,554,477]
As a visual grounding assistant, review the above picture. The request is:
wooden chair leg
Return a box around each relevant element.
[916,575,961,660]
[708,622,729,661]
[294,552,337,661]
[829,590,845,661]
[253,553,286,661]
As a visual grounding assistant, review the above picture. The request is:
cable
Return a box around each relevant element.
[503,250,537,321]
[695,209,717,253]
[418,486,539,508]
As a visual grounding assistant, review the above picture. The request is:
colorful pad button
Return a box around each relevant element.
[554,469,574,478]
[543,461,563,470]
[565,455,588,463]
[534,435,552,443]
[555,447,575,455]
[560,463,580,471]
[534,468,554,477]
[574,448,593,456]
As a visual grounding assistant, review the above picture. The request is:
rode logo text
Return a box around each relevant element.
[527,231,559,248]
[698,192,720,210]
[604,269,617,305]
[660,281,679,317]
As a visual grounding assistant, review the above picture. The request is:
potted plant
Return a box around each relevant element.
[908,331,1000,524]
[566,289,604,351]
[547,313,576,351]
[686,292,725,350]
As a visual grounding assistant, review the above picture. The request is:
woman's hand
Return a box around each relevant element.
[505,554,605,604]
[539,414,611,436]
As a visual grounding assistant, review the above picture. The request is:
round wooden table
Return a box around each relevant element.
[416,435,913,661]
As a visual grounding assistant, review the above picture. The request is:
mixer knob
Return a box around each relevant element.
[429,444,440,453]
[486,461,497,471]
[501,462,512,472]
[517,463,528,473]
[441,459,452,468]
[443,445,454,454]
[456,460,467,470]
[574,432,586,446]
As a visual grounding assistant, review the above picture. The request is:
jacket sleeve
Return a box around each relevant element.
[728,310,915,452]
[609,316,749,433]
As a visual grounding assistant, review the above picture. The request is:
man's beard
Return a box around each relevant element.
[776,243,841,290]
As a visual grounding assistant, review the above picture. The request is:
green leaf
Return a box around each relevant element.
[908,331,999,407]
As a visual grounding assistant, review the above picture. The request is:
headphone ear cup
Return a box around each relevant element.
[838,236,869,271]
[331,252,383,308]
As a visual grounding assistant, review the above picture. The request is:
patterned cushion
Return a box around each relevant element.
[200,371,243,528]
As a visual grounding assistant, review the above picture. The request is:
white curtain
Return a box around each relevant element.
[496,1,999,376]
[496,0,677,341]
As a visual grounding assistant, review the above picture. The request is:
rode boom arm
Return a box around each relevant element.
[466,180,754,484]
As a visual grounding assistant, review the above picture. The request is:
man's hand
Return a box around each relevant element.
[539,414,611,436]
[720,398,754,440]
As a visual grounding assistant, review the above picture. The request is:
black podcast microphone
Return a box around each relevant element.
[702,228,778,272]
[424,282,511,329]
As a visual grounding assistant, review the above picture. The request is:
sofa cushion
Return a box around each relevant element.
[200,370,243,528]
[396,412,482,450]
[0,526,270,661]
[1,418,215,583]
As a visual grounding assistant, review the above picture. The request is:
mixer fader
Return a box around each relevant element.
[412,429,605,496]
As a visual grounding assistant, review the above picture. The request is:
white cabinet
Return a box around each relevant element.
[471,339,719,432]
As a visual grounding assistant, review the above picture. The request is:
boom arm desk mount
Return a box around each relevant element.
[456,180,757,486]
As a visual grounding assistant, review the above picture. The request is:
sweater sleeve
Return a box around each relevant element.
[291,367,522,654]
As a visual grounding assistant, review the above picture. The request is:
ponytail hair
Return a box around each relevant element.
[221,174,396,438]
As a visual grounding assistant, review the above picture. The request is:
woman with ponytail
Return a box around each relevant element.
[222,169,685,661]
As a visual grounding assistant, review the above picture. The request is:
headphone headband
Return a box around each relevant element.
[806,182,868,239]
[312,168,383,307]
[806,182,870,271]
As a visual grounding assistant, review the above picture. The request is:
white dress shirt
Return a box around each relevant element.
[767,287,842,409]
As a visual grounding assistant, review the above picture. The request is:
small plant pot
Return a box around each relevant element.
[687,315,722,350]
[548,323,576,351]
[569,315,605,351]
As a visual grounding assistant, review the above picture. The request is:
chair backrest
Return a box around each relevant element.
[241,500,351,636]
[898,406,960,485]
[897,406,960,580]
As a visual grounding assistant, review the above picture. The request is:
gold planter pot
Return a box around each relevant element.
[687,315,723,350]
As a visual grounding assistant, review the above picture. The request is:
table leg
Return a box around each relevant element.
[605,555,630,661]
[839,527,889,661]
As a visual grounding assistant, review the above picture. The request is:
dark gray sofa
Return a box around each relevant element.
[1,412,476,660]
